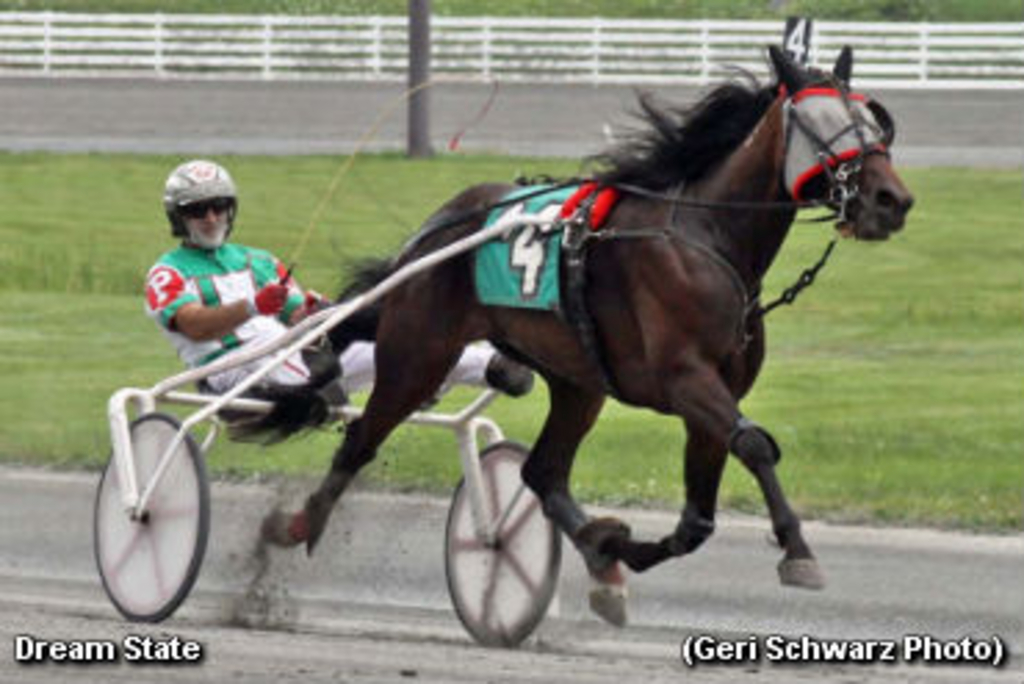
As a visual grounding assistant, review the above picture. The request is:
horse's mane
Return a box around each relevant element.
[593,70,777,191]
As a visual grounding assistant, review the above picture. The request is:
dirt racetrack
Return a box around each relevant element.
[1,467,1020,683]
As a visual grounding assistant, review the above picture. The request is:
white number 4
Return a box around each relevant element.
[510,225,545,298]
[785,18,811,65]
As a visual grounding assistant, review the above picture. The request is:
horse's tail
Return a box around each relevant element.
[226,382,333,444]
[326,257,397,352]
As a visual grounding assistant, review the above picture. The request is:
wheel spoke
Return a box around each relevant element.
[107,524,145,579]
[450,536,488,553]
[500,549,540,595]
[150,505,198,520]
[480,542,503,628]
[147,527,168,602]
[497,496,539,543]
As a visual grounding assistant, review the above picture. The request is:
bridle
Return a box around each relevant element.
[781,78,894,226]
[598,81,894,231]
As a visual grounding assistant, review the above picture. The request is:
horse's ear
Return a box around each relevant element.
[768,45,806,93]
[833,45,854,84]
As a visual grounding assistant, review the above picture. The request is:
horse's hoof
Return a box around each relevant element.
[303,494,333,556]
[289,510,310,544]
[576,517,631,571]
[588,563,628,627]
[260,508,304,548]
[778,557,826,590]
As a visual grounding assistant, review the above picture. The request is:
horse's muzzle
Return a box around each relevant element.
[873,184,914,232]
[847,155,915,240]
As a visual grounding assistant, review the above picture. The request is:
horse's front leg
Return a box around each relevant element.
[730,417,825,589]
[610,362,823,589]
[680,362,824,589]
[675,362,824,588]
[672,423,727,555]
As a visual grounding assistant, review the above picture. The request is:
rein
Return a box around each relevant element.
[611,182,831,214]
[578,180,842,324]
[566,220,838,323]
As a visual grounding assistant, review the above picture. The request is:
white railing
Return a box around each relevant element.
[0,12,1021,89]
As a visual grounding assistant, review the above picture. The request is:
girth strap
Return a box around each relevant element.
[560,195,626,401]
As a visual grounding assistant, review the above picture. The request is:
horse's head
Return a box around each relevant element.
[769,46,914,241]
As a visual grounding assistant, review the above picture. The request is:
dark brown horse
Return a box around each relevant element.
[256,46,913,625]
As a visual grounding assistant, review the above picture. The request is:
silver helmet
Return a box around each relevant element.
[163,160,238,245]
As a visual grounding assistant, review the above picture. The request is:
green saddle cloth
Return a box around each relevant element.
[474,185,575,311]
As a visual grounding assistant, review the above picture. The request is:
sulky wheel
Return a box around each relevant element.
[94,413,210,622]
[444,441,561,647]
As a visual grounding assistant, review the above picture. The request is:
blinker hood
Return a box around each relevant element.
[783,88,887,201]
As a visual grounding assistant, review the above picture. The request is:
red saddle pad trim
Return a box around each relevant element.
[560,182,621,230]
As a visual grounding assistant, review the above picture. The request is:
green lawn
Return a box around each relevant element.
[0,152,1021,531]
[0,0,1018,21]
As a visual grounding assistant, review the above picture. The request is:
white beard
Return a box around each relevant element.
[186,220,229,250]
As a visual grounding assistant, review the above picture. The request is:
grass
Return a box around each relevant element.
[0,0,1019,21]
[0,152,1021,532]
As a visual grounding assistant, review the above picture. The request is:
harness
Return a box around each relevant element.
[556,82,891,400]
[559,197,751,401]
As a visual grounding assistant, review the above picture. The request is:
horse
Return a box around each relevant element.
[254,45,914,626]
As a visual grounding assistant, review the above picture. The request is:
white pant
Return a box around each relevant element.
[206,340,496,396]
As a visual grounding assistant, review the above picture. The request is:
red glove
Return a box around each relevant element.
[303,290,329,313]
[247,283,290,317]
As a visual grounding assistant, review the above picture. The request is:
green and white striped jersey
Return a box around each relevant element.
[145,243,302,368]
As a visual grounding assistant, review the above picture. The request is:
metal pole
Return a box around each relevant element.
[408,0,432,158]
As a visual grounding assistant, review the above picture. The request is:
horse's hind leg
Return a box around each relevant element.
[520,379,604,543]
[518,378,635,625]
[673,423,727,556]
[269,333,467,554]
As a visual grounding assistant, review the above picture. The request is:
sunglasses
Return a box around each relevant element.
[179,198,233,219]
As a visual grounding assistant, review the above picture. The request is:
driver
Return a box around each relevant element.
[145,159,533,400]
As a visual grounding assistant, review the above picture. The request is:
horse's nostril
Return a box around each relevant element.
[877,189,913,217]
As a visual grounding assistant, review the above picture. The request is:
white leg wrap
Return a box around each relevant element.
[207,348,310,393]
[337,341,498,396]
[337,341,377,394]
[439,342,496,390]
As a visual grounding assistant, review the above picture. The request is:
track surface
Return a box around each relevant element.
[0,79,1021,165]
[0,466,1020,682]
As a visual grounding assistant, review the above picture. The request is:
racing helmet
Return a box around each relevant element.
[163,160,238,245]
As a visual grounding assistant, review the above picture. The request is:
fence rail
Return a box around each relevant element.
[0,12,1021,89]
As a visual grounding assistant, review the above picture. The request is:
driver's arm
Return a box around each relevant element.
[173,282,292,341]
[172,301,251,341]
